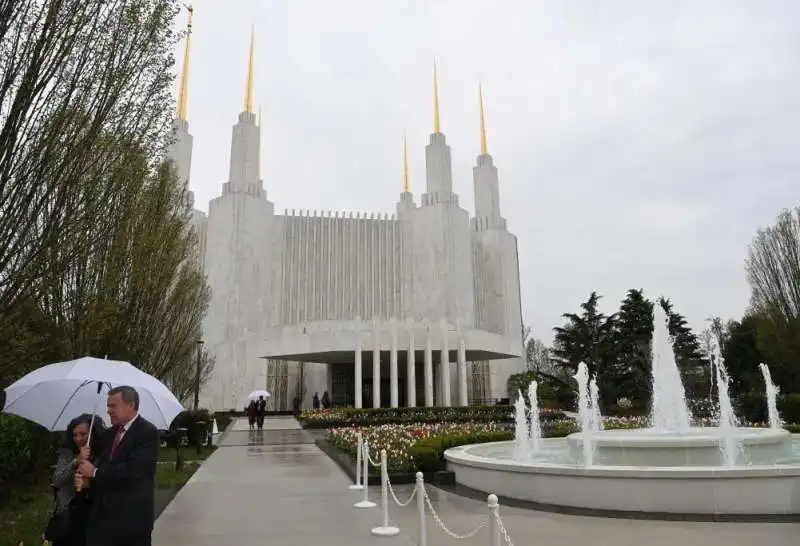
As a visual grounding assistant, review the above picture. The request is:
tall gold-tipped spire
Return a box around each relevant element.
[433,61,441,133]
[244,25,255,113]
[176,5,194,120]
[403,134,409,192]
[479,82,488,155]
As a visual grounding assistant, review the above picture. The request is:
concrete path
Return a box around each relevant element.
[152,417,416,546]
[154,417,796,546]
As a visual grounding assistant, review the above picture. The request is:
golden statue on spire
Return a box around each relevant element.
[479,83,488,155]
[403,134,410,193]
[433,60,441,134]
[176,4,194,120]
[244,25,255,113]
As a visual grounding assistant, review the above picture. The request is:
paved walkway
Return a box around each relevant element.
[154,418,796,546]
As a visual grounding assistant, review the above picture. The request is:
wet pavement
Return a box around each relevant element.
[153,418,796,546]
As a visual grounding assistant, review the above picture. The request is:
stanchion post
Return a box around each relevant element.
[416,472,427,546]
[349,432,364,490]
[371,449,400,536]
[488,494,500,546]
[353,440,376,509]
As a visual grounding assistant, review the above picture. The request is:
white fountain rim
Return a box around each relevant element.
[567,426,790,447]
[444,439,800,478]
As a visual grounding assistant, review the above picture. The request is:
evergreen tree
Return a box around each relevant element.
[721,315,765,399]
[614,289,654,408]
[552,292,619,405]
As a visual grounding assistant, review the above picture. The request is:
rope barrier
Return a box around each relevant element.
[351,441,517,545]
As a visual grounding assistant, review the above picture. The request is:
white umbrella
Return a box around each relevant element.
[248,390,271,400]
[2,356,184,431]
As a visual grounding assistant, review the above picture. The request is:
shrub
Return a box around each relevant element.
[410,431,514,472]
[737,391,800,424]
[300,405,567,429]
[213,411,233,432]
[0,415,57,491]
[166,408,213,448]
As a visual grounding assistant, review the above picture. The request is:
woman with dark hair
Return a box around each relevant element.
[47,414,105,546]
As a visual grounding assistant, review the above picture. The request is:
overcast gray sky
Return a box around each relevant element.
[179,0,800,344]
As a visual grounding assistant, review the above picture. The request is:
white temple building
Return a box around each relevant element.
[169,23,524,411]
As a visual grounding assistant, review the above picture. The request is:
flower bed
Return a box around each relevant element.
[327,422,513,472]
[300,405,566,429]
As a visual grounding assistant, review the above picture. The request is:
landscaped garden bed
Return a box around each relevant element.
[299,405,567,429]
[321,412,800,480]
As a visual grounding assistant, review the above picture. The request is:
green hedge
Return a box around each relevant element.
[165,408,213,448]
[300,405,567,429]
[0,414,57,488]
[737,392,800,424]
[410,431,514,471]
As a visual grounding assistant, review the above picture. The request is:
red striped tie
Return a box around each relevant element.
[110,426,124,457]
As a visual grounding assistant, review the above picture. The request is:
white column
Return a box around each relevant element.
[406,319,416,407]
[372,317,381,408]
[440,319,451,407]
[424,324,434,407]
[389,318,399,408]
[458,338,468,406]
[354,319,363,409]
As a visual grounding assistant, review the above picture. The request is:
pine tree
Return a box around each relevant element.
[614,289,654,408]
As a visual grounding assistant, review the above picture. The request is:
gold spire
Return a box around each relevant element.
[479,82,488,155]
[244,25,255,113]
[403,134,409,193]
[176,4,194,120]
[433,61,441,133]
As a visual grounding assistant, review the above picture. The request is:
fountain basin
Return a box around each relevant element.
[567,427,792,466]
[444,437,800,518]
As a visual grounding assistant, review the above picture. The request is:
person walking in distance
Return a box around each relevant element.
[256,395,267,430]
[76,386,159,546]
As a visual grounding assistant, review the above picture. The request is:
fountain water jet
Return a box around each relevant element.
[589,377,603,433]
[513,390,527,460]
[650,305,691,431]
[759,363,782,429]
[712,343,739,466]
[527,381,542,454]
[574,362,596,465]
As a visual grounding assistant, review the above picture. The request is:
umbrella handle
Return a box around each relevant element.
[77,382,104,492]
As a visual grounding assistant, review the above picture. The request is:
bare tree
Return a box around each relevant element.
[0,0,181,320]
[745,208,800,322]
[744,208,800,391]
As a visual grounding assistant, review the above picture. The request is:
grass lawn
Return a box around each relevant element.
[0,461,204,546]
[157,444,216,462]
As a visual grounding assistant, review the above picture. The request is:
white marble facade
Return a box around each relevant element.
[170,48,525,411]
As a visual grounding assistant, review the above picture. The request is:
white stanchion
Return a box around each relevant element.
[348,432,364,490]
[371,449,400,536]
[488,494,500,546]
[416,472,427,546]
[353,440,376,509]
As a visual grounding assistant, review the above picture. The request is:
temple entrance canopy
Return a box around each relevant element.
[260,318,520,408]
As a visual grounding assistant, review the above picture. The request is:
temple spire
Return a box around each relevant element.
[479,82,488,155]
[433,61,441,133]
[176,5,194,121]
[403,134,409,192]
[244,25,255,113]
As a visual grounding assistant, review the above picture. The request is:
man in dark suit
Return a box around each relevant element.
[76,385,159,546]
[256,395,267,430]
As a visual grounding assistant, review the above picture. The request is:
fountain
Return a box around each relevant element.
[527,381,542,454]
[512,391,527,460]
[760,362,782,429]
[445,307,800,518]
